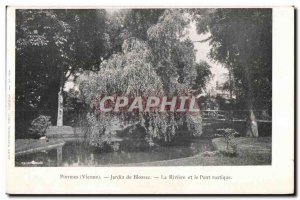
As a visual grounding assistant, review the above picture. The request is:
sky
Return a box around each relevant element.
[187,22,228,92]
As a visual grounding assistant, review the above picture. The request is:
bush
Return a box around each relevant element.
[28,115,52,137]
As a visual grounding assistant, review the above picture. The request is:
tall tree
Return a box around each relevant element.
[16,9,109,136]
[77,9,203,148]
[193,8,272,137]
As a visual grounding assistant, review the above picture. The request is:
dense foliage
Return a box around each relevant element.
[16,9,112,137]
[28,115,52,138]
[192,8,272,111]
[77,10,203,148]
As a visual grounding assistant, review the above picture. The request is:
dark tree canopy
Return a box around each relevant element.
[193,8,272,111]
[15,9,109,137]
[192,61,212,94]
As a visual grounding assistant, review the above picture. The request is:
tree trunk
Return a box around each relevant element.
[244,63,259,137]
[239,46,259,137]
[57,88,63,126]
[57,67,64,126]
[246,110,258,137]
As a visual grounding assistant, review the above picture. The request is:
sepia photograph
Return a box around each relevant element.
[5,4,295,195]
[14,8,273,167]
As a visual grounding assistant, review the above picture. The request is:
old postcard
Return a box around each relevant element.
[6,6,294,194]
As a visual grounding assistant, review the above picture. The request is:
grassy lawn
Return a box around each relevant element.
[119,137,271,166]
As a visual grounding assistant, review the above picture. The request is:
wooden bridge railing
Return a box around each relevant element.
[201,110,272,122]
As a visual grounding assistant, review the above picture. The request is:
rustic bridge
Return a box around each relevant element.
[202,110,272,138]
[202,110,272,123]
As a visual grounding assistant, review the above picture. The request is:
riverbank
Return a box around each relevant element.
[117,137,271,166]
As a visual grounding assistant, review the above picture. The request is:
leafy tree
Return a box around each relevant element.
[193,8,272,136]
[123,9,165,40]
[77,9,203,148]
[147,9,197,93]
[192,61,212,94]
[78,38,202,148]
[16,9,110,137]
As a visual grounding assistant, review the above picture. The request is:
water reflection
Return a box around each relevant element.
[16,139,212,167]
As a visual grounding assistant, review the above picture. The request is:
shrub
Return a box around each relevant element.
[223,128,238,156]
[28,115,52,137]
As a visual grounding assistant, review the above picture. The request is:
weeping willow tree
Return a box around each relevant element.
[77,9,203,149]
